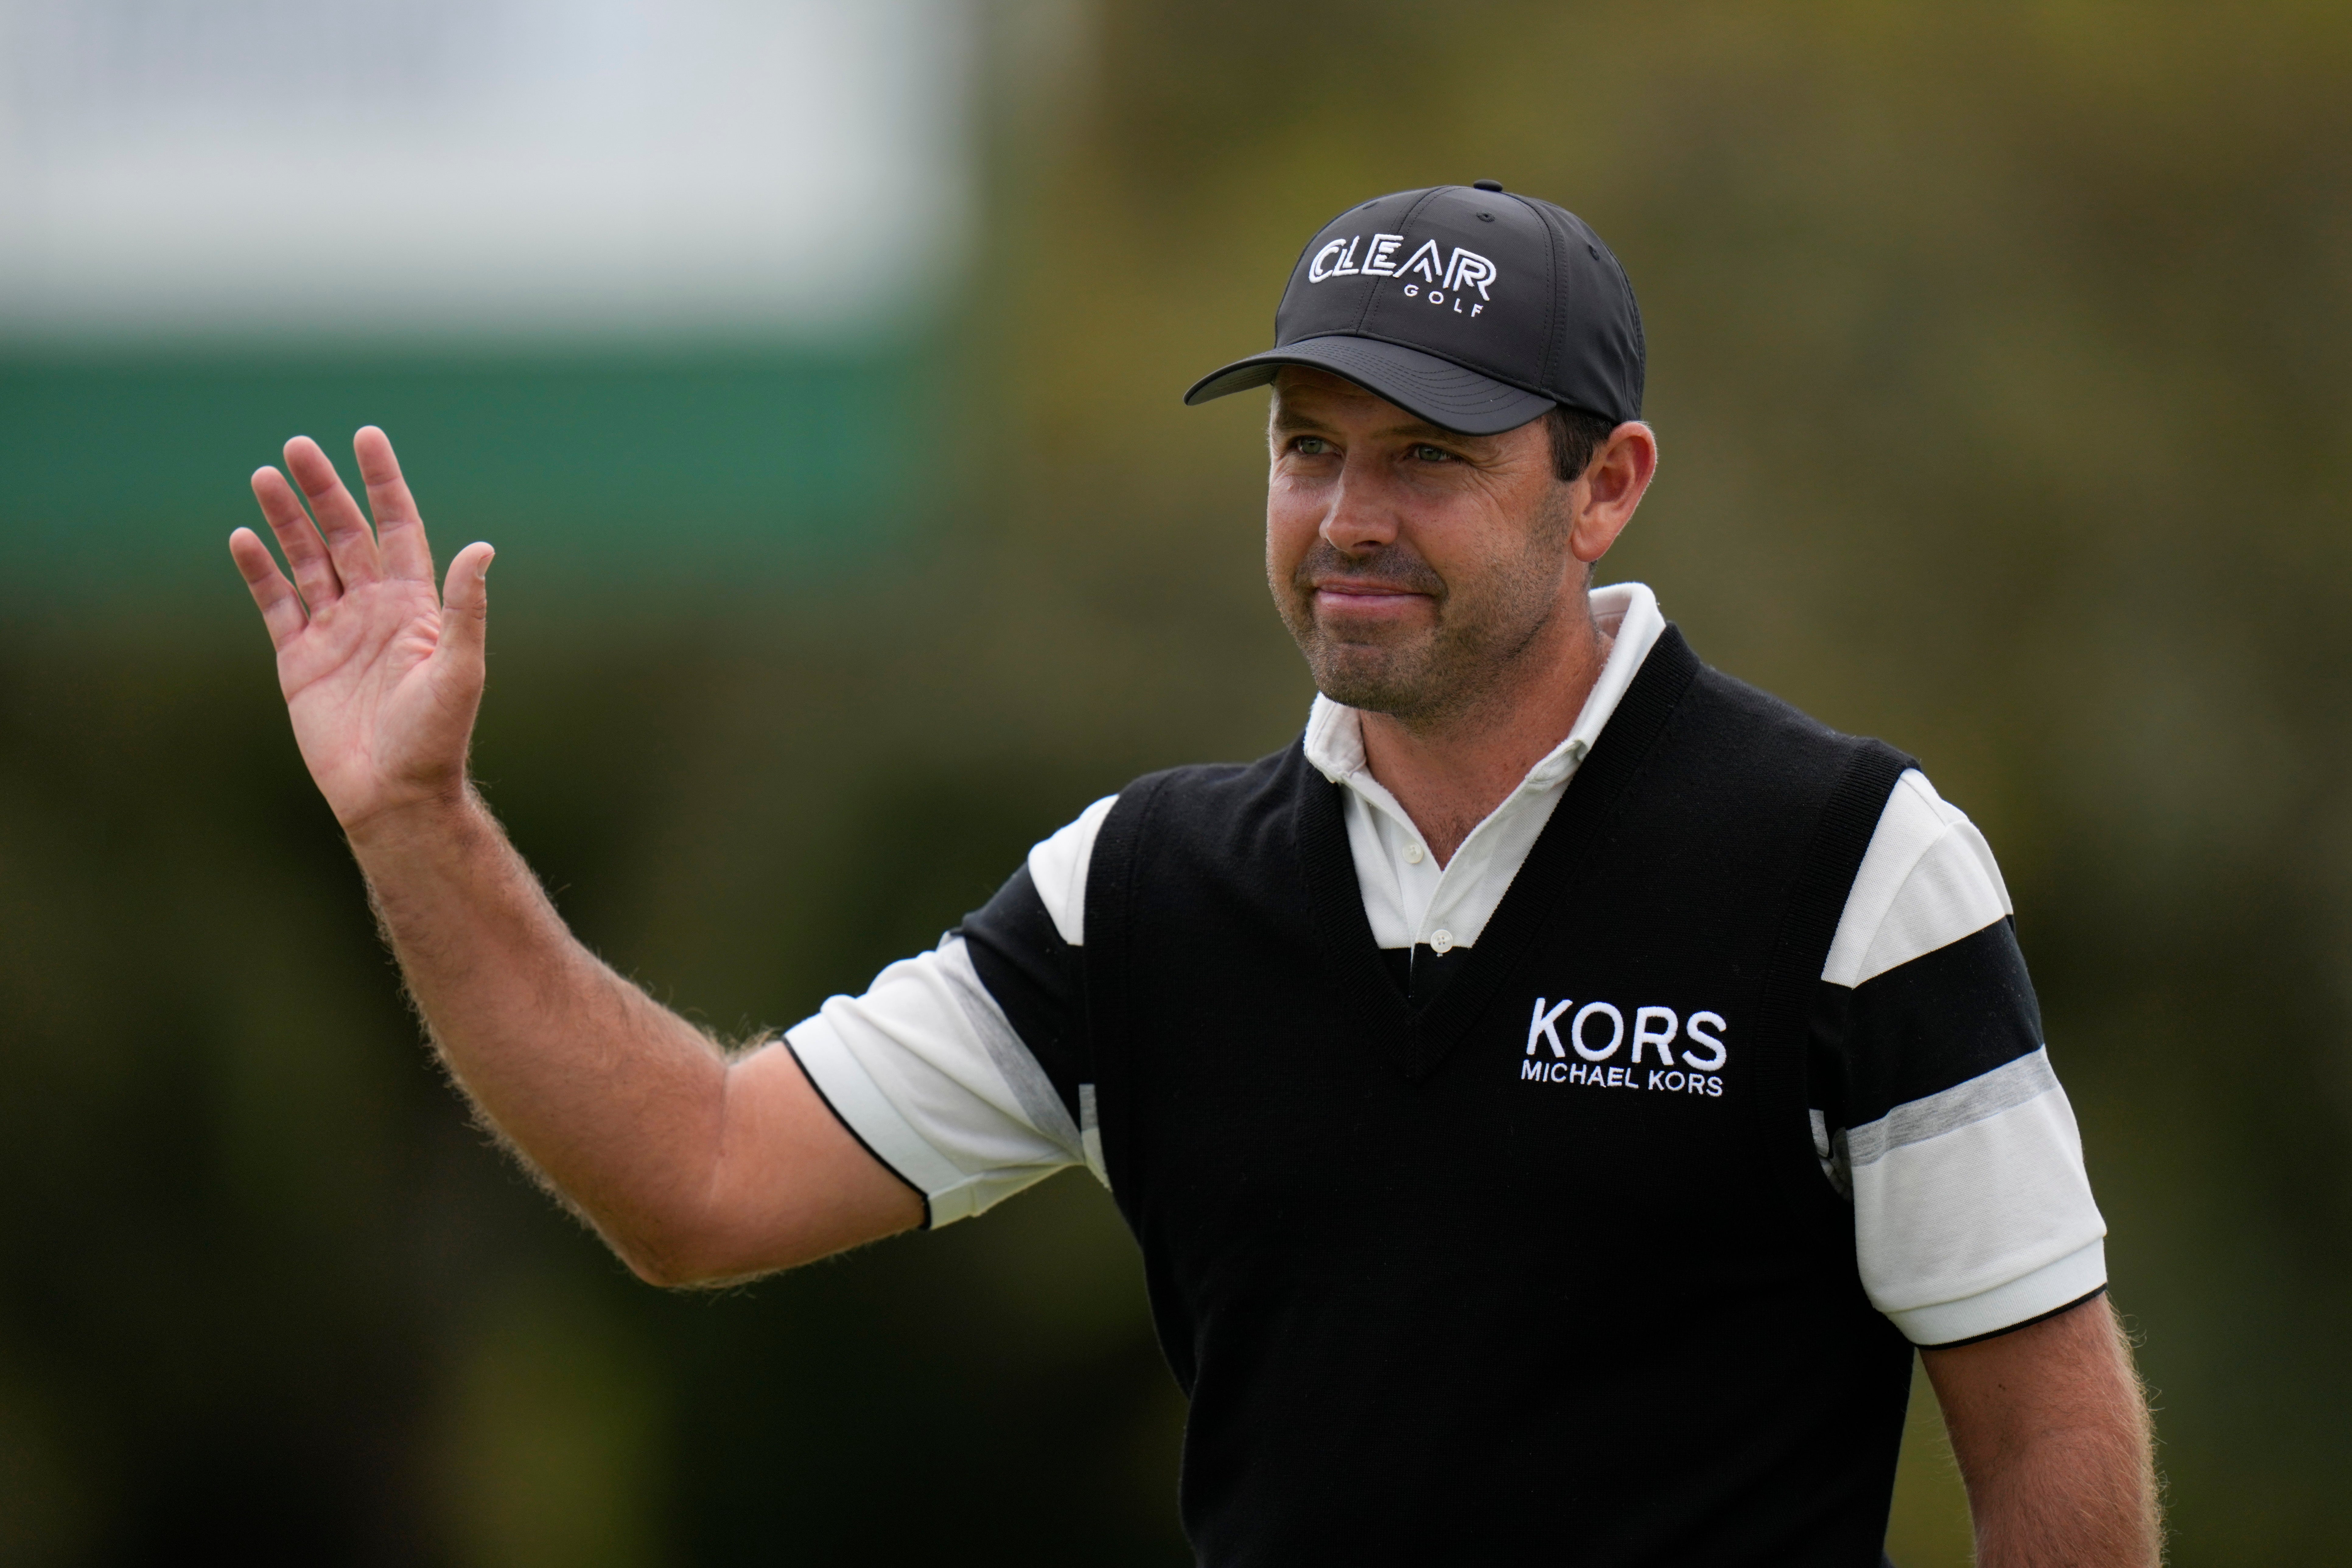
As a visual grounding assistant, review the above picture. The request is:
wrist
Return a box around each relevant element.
[342,782,489,862]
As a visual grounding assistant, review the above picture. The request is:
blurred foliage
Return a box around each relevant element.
[4,0,2351,1562]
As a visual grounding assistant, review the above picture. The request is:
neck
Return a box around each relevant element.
[1357,597,1611,868]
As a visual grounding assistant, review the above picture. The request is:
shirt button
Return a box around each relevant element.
[1430,929,1455,953]
[1403,842,1426,864]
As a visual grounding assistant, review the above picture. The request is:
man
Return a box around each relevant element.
[229,182,2158,1564]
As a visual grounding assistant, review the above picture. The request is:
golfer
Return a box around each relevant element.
[229,183,2158,1565]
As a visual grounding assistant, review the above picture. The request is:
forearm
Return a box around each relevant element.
[350,789,731,1277]
[1962,1402,2158,1568]
[1927,1296,2161,1568]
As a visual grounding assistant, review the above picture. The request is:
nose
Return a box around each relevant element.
[1320,456,1398,557]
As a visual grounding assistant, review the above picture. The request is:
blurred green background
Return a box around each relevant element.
[5,0,2351,1561]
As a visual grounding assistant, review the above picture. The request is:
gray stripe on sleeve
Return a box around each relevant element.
[1079,1083,1109,1189]
[936,935,1085,1156]
[1845,1047,2058,1169]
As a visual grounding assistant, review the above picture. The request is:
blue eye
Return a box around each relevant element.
[1414,444,1452,462]
[1293,437,1330,454]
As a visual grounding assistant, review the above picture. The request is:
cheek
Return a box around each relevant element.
[1265,484,1322,575]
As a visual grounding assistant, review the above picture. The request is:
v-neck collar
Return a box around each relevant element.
[1302,582,1668,954]
[1294,625,1704,1082]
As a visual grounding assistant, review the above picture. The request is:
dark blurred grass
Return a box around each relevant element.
[4,0,2352,1562]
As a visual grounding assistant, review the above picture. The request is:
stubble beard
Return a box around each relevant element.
[1276,501,1577,731]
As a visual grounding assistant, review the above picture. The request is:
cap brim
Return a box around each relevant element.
[1183,334,1556,436]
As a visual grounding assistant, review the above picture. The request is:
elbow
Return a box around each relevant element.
[603,1218,731,1290]
[608,1222,796,1290]
[618,1245,700,1290]
[614,1235,744,1290]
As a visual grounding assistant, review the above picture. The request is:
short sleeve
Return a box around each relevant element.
[782,797,1116,1227]
[1811,770,2109,1346]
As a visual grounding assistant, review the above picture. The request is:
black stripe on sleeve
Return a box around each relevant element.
[956,863,1088,1126]
[1810,916,2046,1132]
[1916,1285,2108,1351]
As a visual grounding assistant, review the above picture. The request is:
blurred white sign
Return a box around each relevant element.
[0,0,972,344]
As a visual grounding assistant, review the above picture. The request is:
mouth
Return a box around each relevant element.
[1310,580,1434,620]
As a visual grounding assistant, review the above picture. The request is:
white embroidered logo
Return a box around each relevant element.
[1307,232,1498,317]
[1520,996,1730,1095]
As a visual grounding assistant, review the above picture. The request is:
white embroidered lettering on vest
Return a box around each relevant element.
[1526,997,1573,1058]
[1518,997,1731,1090]
[1632,1006,1678,1064]
[1682,1011,1729,1072]
[1572,1002,1624,1062]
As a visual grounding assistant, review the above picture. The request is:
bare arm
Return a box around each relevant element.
[1922,1293,2161,1567]
[230,428,921,1284]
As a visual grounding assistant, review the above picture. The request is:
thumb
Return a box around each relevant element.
[438,542,495,681]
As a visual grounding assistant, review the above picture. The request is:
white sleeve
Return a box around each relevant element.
[782,795,1119,1227]
[1822,770,2109,1346]
[1824,768,2011,988]
[1026,793,1118,946]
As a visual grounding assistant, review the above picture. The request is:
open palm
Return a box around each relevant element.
[229,428,494,830]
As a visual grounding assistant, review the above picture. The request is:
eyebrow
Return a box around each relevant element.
[1270,406,1474,445]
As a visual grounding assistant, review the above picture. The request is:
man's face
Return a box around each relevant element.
[1266,367,1579,725]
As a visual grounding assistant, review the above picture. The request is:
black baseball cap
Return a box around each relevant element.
[1184,182,1644,436]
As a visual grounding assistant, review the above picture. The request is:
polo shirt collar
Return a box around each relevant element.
[1304,581,1667,793]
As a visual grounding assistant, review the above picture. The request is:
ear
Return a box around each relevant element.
[1568,422,1658,566]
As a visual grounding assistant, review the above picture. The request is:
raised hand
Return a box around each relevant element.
[230,427,494,831]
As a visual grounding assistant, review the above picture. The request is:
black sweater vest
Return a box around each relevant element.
[1069,628,1916,1564]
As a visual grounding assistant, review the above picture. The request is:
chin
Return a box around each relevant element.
[1283,608,1437,713]
[1307,652,1423,716]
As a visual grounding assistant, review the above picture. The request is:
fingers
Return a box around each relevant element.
[353,425,434,584]
[228,527,310,650]
[436,541,495,686]
[250,462,343,609]
[283,435,383,591]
